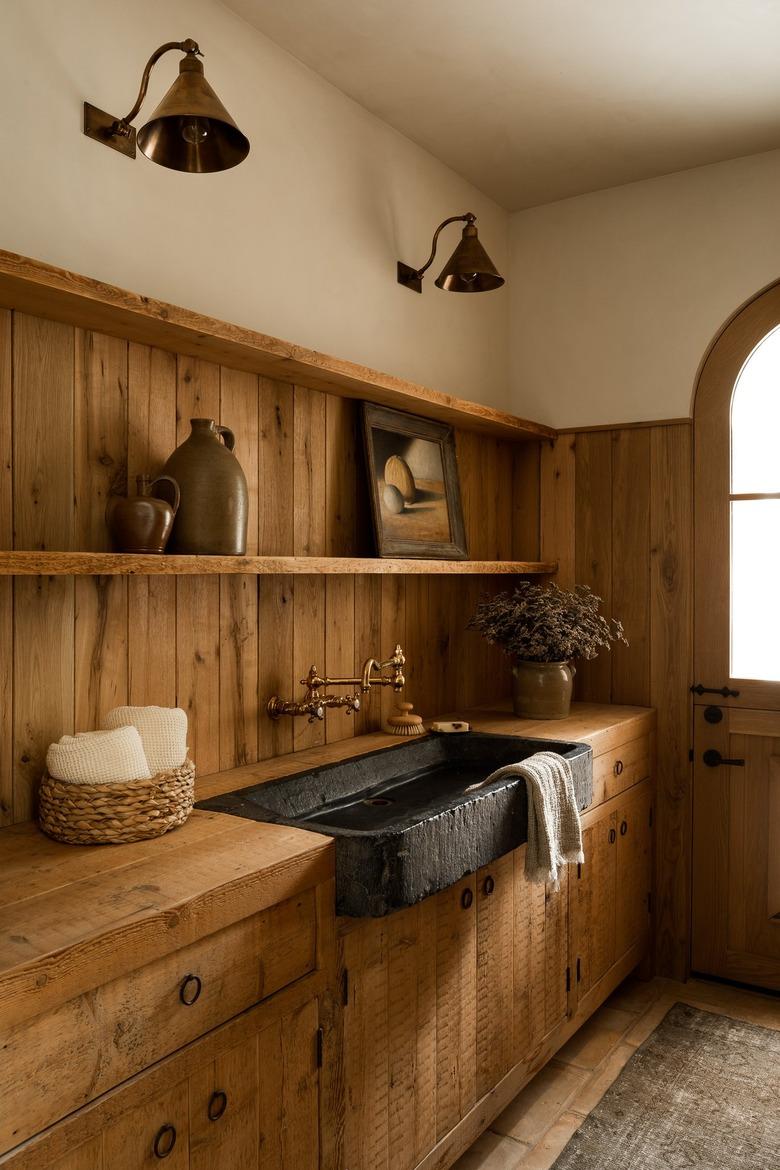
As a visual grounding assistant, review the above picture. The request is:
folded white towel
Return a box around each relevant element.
[478,751,583,885]
[103,706,188,774]
[46,726,152,785]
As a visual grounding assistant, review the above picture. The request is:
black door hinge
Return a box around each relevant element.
[565,966,571,993]
[647,892,652,914]
[688,748,694,762]
[316,1026,324,1068]
[691,683,740,698]
[341,967,349,1006]
[576,957,581,983]
[649,806,654,829]
[576,862,582,880]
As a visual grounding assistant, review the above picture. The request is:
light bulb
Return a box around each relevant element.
[181,118,209,145]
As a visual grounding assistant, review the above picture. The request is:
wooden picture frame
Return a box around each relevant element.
[362,403,468,559]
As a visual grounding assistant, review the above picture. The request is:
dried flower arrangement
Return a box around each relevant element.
[469,583,627,664]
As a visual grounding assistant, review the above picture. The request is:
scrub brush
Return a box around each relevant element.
[385,702,426,736]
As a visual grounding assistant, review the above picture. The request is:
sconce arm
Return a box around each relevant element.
[413,212,475,279]
[116,38,202,131]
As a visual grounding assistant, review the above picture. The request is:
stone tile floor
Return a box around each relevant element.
[452,975,780,1169]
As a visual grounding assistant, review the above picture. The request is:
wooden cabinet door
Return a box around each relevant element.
[103,1080,190,1170]
[615,783,652,961]
[475,854,515,1099]
[572,806,617,1000]
[692,707,780,990]
[435,874,477,1141]
[512,846,569,1066]
[189,1035,259,1170]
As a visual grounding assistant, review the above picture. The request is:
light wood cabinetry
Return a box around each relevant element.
[340,719,653,1170]
[572,779,652,1009]
[1,987,321,1170]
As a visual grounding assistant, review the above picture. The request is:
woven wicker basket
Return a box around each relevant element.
[38,760,195,845]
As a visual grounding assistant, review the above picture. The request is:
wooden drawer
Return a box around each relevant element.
[591,736,650,806]
[0,889,315,1154]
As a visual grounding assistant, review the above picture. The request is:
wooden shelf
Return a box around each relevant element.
[0,552,557,577]
[0,250,555,444]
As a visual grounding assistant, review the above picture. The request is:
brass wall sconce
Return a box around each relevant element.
[84,38,250,173]
[397,212,505,293]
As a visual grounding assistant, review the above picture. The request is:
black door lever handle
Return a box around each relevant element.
[703,749,745,768]
[691,683,740,698]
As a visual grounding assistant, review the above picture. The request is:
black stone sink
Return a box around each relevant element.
[197,731,592,917]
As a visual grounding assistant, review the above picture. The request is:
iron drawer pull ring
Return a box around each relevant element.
[608,828,616,844]
[461,888,473,910]
[153,1124,177,1159]
[179,972,202,1005]
[620,820,628,836]
[483,875,495,896]
[208,1090,228,1121]
[614,760,624,776]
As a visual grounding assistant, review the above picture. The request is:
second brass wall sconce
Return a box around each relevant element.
[83,38,250,173]
[397,212,505,293]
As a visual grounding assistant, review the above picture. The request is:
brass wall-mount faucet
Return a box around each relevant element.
[267,645,406,723]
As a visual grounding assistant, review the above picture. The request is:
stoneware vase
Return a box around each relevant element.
[106,474,180,554]
[512,660,574,720]
[162,419,248,555]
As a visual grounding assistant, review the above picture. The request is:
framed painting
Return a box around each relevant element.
[362,403,468,559]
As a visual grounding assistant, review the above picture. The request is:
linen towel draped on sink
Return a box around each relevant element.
[478,752,584,885]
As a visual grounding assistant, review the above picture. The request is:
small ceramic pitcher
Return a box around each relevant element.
[106,474,180,554]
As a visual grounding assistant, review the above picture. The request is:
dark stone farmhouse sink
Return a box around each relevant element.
[197,731,592,917]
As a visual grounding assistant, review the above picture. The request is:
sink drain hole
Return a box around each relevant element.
[361,796,393,806]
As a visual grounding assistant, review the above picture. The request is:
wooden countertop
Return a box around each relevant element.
[0,701,651,1028]
[0,812,333,1030]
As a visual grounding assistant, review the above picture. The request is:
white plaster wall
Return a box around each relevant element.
[509,149,780,429]
[0,0,509,409]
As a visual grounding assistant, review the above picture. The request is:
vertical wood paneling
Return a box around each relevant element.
[540,434,575,587]
[74,576,128,730]
[73,331,129,729]
[13,315,74,550]
[611,430,651,705]
[219,367,259,769]
[575,431,613,702]
[293,575,325,752]
[325,575,356,744]
[512,443,541,561]
[126,344,177,708]
[258,576,295,760]
[258,378,294,555]
[293,386,326,557]
[379,576,406,730]
[13,576,74,820]
[74,330,128,552]
[354,575,383,734]
[650,424,693,981]
[176,358,221,775]
[0,313,12,822]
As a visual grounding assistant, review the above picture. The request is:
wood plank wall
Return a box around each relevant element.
[540,428,693,980]
[0,310,537,827]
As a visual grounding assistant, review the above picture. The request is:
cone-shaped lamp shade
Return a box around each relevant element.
[434,222,504,292]
[137,55,249,173]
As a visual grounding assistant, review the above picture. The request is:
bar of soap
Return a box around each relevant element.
[430,720,471,733]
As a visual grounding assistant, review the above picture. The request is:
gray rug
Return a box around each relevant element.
[552,1002,780,1170]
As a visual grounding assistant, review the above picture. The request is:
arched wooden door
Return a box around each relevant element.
[693,282,780,990]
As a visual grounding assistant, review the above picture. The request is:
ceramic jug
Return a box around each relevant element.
[162,419,248,555]
[106,474,180,554]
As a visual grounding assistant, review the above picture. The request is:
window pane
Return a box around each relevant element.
[731,499,780,680]
[731,325,780,494]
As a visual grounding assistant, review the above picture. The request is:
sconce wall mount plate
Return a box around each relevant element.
[83,103,138,159]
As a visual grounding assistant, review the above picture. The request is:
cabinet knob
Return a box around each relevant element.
[179,972,202,1006]
[461,888,473,910]
[483,875,495,896]
[208,1089,228,1122]
[153,1124,177,1159]
[608,828,617,844]
[620,820,628,836]
[613,759,624,776]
